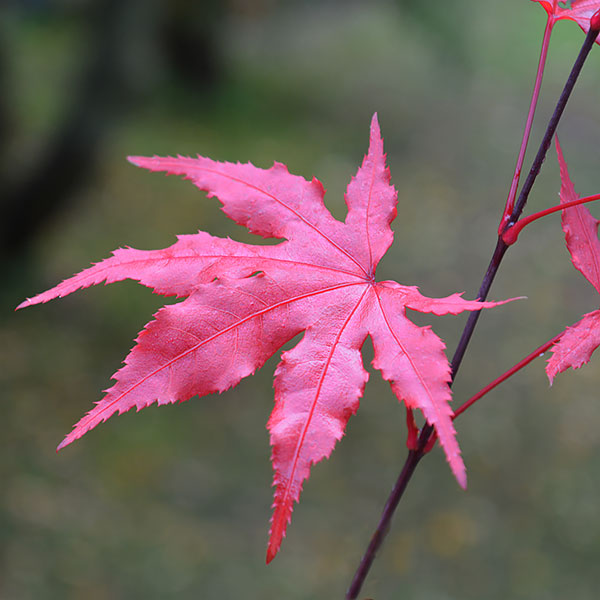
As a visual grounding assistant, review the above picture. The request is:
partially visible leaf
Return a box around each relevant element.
[547,310,600,381]
[547,138,600,381]
[532,0,600,42]
[556,138,600,293]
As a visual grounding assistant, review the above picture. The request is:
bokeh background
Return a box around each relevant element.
[2,1,600,598]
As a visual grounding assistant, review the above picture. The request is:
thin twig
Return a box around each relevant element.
[499,14,555,233]
[452,331,563,420]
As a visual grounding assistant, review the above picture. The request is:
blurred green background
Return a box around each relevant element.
[3,1,600,598]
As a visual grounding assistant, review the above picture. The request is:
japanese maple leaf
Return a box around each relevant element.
[532,0,600,42]
[547,139,600,381]
[18,115,512,562]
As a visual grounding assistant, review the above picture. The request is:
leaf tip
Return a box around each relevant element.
[127,155,143,167]
[448,452,467,490]
[369,112,381,140]
[267,512,286,564]
[15,298,30,311]
[56,438,69,452]
[265,544,278,564]
[554,135,565,163]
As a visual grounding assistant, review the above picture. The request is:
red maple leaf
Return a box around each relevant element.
[532,0,600,41]
[547,139,600,381]
[18,115,513,561]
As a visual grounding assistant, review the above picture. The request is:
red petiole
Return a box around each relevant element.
[498,10,556,234]
[424,331,564,450]
[452,332,562,420]
[502,192,600,245]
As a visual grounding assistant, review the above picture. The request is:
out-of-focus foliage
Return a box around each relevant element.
[2,1,600,598]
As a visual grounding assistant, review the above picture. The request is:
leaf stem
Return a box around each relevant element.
[498,15,555,234]
[346,22,600,600]
[452,331,562,420]
[503,193,600,245]
[507,23,600,230]
[420,331,563,449]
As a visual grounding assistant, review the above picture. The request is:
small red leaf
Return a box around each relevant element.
[547,310,600,382]
[556,138,600,293]
[547,139,600,380]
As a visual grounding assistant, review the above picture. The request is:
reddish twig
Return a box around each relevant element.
[424,331,563,449]
[452,332,563,419]
[503,192,600,245]
[498,13,556,234]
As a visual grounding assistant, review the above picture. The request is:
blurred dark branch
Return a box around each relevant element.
[161,0,224,92]
[0,16,13,165]
[0,0,137,262]
[0,0,224,263]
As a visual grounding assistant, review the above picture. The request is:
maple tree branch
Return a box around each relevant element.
[346,23,600,600]
[346,449,425,599]
[449,13,600,384]
[0,0,133,262]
